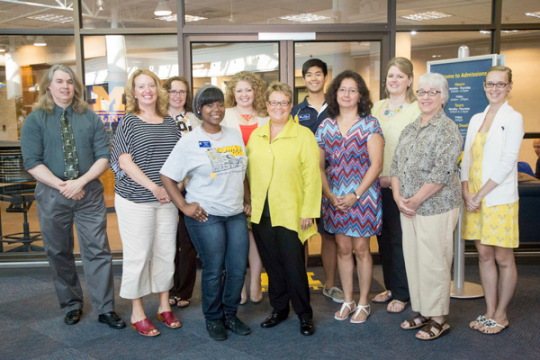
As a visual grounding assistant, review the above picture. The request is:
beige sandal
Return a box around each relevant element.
[350,304,370,324]
[387,300,407,313]
[334,301,356,321]
[372,290,392,303]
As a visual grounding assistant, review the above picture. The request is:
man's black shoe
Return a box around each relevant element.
[224,316,251,335]
[300,315,315,336]
[260,312,288,328]
[64,309,82,325]
[98,311,127,329]
[206,320,227,341]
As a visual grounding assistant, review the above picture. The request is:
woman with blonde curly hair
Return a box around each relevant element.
[222,71,269,304]
[110,69,182,337]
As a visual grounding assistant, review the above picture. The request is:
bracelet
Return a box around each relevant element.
[351,191,360,201]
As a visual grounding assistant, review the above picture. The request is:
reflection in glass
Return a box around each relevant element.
[191,43,279,94]
[0,0,74,29]
[185,0,387,25]
[294,42,381,105]
[397,0,491,25]
[503,1,540,24]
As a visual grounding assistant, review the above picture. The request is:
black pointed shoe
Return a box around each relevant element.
[64,309,82,325]
[224,316,251,335]
[261,312,288,328]
[98,311,127,329]
[300,315,315,336]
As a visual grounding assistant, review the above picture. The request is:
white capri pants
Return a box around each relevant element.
[115,194,178,299]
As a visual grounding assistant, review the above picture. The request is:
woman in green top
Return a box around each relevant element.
[370,57,421,313]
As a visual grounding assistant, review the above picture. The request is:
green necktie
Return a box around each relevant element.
[60,108,79,180]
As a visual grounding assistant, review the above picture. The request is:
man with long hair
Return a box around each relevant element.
[20,65,125,329]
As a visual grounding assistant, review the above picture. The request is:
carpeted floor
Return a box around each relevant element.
[1,260,539,360]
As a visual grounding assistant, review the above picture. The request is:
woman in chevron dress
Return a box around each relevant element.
[316,70,384,324]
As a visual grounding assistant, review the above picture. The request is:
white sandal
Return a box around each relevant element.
[351,304,370,324]
[334,301,356,321]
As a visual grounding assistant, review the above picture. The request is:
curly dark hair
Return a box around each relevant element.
[326,70,372,118]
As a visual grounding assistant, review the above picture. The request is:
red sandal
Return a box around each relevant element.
[130,318,160,337]
[157,311,182,329]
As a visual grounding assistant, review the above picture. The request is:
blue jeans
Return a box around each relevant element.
[185,212,249,321]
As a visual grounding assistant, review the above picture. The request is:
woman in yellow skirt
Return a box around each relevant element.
[461,66,524,335]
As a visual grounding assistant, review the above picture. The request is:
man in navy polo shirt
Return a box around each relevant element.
[291,59,343,304]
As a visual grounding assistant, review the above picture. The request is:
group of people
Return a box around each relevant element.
[20,55,523,342]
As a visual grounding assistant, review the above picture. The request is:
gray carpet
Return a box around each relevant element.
[1,260,539,360]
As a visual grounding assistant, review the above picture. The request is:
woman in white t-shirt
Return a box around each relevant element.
[223,71,269,304]
[160,85,251,342]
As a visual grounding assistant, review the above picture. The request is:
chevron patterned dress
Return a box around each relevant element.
[316,116,384,237]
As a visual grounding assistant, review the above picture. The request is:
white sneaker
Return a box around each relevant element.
[323,286,344,303]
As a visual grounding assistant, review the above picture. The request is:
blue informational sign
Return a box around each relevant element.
[428,55,498,146]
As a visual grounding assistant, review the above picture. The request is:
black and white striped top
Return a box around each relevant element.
[110,113,181,203]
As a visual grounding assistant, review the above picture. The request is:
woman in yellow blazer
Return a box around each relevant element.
[247,81,321,337]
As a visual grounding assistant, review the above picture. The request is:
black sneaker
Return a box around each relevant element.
[206,320,227,341]
[224,316,251,335]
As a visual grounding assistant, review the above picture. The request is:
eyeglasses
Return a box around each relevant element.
[169,90,187,96]
[484,82,508,88]
[338,88,358,94]
[268,101,290,107]
[416,90,441,97]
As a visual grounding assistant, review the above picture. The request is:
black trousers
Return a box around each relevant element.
[252,216,312,318]
[170,210,197,299]
[376,187,410,302]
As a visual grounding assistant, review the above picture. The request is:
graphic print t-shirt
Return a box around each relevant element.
[160,126,247,217]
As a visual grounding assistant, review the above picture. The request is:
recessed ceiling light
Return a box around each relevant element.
[27,14,74,23]
[525,11,540,19]
[411,31,417,35]
[502,30,519,33]
[479,30,490,34]
[401,11,452,21]
[154,14,208,22]
[0,48,5,53]
[279,13,331,22]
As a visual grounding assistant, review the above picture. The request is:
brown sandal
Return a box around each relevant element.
[415,319,450,340]
[401,313,429,329]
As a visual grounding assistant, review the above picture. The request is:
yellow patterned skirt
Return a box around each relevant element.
[462,133,519,248]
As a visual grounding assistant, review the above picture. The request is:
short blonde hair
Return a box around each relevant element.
[126,69,168,118]
[385,57,417,103]
[33,65,87,114]
[265,81,293,103]
[225,71,268,116]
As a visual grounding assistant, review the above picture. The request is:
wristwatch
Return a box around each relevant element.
[351,191,360,201]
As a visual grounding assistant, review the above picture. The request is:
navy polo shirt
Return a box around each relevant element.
[291,96,328,135]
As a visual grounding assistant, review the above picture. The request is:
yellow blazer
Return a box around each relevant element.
[246,117,322,243]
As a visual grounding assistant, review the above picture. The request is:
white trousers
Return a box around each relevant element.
[401,208,459,317]
[115,194,178,299]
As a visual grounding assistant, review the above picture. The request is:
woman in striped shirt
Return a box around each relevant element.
[111,69,181,337]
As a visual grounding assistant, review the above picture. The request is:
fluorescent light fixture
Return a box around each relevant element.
[27,14,74,24]
[401,11,452,21]
[411,30,417,35]
[502,30,519,33]
[525,11,540,19]
[479,30,490,34]
[279,13,331,22]
[0,47,5,53]
[34,36,47,47]
[154,1,172,16]
[154,14,208,22]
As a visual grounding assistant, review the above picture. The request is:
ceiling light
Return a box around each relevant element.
[154,1,172,17]
[479,30,490,34]
[502,30,519,33]
[154,14,208,22]
[401,11,452,21]
[27,14,74,23]
[0,48,5,53]
[411,31,417,35]
[525,11,540,19]
[34,36,47,47]
[279,13,331,22]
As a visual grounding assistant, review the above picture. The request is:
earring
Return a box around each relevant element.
[407,85,410,89]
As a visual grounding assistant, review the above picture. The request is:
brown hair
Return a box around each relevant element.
[125,69,168,118]
[163,76,193,112]
[384,57,417,103]
[326,70,373,118]
[225,71,268,117]
[486,65,513,83]
[265,81,293,103]
[33,65,88,114]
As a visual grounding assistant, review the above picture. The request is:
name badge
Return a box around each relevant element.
[199,141,211,148]
[299,114,310,121]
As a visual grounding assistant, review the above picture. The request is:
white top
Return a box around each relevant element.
[461,101,524,207]
[221,108,269,134]
[160,126,247,217]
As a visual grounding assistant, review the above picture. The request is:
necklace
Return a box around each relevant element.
[384,100,404,117]
[201,125,224,142]
[241,114,253,122]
